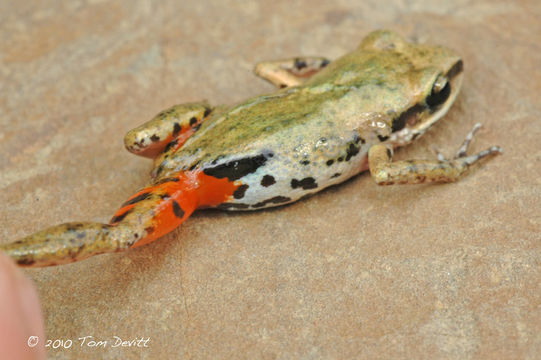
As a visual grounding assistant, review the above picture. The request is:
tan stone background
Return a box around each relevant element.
[1,0,540,359]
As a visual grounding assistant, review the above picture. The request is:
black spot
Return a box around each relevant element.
[233,184,249,199]
[121,192,152,207]
[204,107,212,117]
[345,143,360,161]
[279,84,287,89]
[300,160,310,165]
[203,155,268,181]
[378,135,389,142]
[18,258,35,266]
[189,117,198,126]
[217,203,250,210]
[386,148,392,159]
[173,122,182,136]
[321,59,330,67]
[326,159,334,166]
[65,223,85,232]
[252,196,291,208]
[353,133,365,144]
[150,134,160,142]
[291,177,318,190]
[211,155,226,165]
[294,58,307,70]
[172,200,185,218]
[338,157,344,162]
[261,175,276,187]
[145,226,155,235]
[426,81,451,109]
[392,103,426,132]
[154,177,180,185]
[331,173,341,178]
[110,209,133,224]
[164,139,179,152]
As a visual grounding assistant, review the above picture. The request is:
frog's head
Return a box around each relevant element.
[359,30,464,141]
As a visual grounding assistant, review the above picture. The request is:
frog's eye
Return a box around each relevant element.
[426,75,451,108]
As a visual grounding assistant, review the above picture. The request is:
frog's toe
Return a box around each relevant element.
[451,123,503,162]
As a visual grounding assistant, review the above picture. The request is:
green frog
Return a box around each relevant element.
[1,30,501,267]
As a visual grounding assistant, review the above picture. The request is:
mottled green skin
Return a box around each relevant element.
[152,30,463,209]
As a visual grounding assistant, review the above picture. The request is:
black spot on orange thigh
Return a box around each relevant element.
[150,134,160,142]
[172,200,185,219]
[189,117,197,126]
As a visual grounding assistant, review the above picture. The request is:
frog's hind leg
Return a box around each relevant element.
[254,57,330,88]
[0,177,199,267]
[124,102,213,158]
[369,123,503,185]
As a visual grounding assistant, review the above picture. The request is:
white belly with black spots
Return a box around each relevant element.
[209,145,370,211]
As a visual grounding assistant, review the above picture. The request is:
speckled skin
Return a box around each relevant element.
[0,30,501,267]
[153,30,465,209]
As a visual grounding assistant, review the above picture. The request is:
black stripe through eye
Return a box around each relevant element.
[426,81,451,109]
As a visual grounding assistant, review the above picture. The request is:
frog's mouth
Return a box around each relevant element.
[390,60,464,145]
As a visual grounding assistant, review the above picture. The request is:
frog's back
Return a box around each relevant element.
[151,84,372,209]
[152,32,462,210]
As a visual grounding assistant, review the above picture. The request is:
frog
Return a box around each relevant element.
[1,30,501,267]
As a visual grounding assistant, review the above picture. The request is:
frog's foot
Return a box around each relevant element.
[0,177,200,267]
[254,57,330,88]
[124,102,213,158]
[369,123,503,185]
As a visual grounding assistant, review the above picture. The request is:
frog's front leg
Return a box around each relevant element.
[124,102,213,158]
[369,123,503,184]
[254,56,330,88]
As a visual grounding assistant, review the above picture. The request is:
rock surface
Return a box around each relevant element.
[0,1,539,359]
